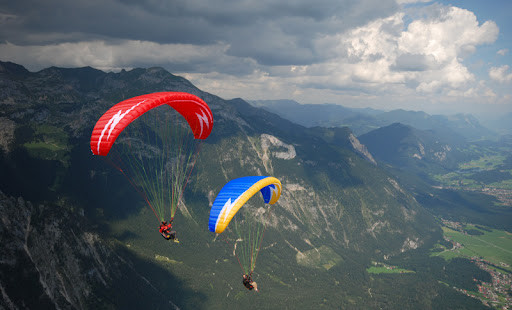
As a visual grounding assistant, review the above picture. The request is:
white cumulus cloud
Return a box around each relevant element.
[489,65,512,83]
[497,48,509,56]
[299,6,499,96]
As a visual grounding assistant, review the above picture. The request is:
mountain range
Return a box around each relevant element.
[250,99,499,140]
[0,61,491,309]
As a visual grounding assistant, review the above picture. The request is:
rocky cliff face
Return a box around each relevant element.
[348,133,376,165]
[0,191,188,309]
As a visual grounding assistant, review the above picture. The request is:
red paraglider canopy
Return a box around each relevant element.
[90,92,213,156]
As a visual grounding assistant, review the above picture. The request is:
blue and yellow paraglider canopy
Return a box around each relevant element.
[209,176,282,234]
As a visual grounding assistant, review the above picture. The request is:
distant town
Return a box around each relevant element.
[441,219,512,309]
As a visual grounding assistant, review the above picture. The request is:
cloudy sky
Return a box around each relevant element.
[1,0,511,116]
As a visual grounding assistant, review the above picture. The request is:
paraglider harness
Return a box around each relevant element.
[242,274,255,290]
[159,219,178,242]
